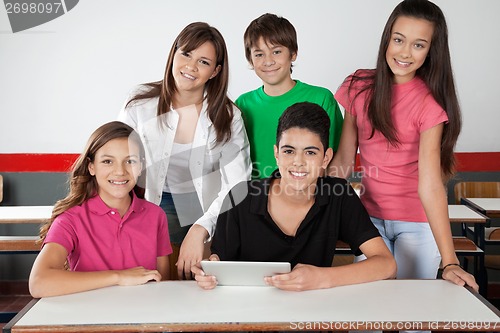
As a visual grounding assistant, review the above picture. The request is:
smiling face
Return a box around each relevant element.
[274,127,332,196]
[171,41,221,95]
[385,16,434,84]
[88,137,142,209]
[250,37,296,92]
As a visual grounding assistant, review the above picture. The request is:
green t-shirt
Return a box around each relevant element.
[235,80,344,179]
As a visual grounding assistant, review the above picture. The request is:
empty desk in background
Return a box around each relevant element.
[462,197,500,284]
[0,206,53,322]
[4,280,500,332]
[448,204,488,295]
[449,204,488,249]
[462,198,500,219]
[0,206,52,253]
[0,206,53,224]
[461,197,500,245]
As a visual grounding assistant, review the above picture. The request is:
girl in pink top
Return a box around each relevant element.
[29,121,172,297]
[329,0,477,292]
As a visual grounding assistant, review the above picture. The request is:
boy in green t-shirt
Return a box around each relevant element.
[235,13,344,179]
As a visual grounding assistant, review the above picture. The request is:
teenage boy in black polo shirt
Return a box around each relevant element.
[192,102,396,291]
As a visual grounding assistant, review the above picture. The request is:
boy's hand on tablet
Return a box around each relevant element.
[192,254,219,290]
[265,264,325,291]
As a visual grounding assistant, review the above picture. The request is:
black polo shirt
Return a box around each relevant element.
[211,171,380,268]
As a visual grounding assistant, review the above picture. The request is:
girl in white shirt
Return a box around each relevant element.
[119,22,251,280]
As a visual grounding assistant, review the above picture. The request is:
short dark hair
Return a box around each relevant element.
[276,102,330,151]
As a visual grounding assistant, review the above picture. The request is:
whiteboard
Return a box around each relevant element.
[1,0,499,153]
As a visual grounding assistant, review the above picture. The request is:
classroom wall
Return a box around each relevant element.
[1,1,500,280]
[1,0,500,155]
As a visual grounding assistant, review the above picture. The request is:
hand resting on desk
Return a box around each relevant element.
[442,264,479,292]
[29,242,164,297]
[115,266,162,286]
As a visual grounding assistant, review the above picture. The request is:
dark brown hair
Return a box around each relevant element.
[126,22,234,143]
[243,13,298,73]
[347,0,461,179]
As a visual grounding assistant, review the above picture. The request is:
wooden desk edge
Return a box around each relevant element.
[450,217,488,223]
[467,285,500,317]
[8,320,500,332]
[3,298,38,333]
[0,219,48,224]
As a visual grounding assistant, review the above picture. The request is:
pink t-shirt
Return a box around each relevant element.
[335,71,448,222]
[44,192,172,271]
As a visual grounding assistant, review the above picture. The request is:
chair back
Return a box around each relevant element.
[454,181,500,204]
[350,181,363,197]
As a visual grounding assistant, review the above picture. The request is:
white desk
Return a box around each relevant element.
[0,206,53,224]
[449,204,490,224]
[4,280,500,332]
[448,204,488,295]
[449,204,488,248]
[462,198,500,218]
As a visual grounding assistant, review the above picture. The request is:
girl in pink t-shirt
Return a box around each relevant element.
[29,121,172,297]
[329,0,477,291]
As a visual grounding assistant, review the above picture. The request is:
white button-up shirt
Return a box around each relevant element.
[118,95,251,239]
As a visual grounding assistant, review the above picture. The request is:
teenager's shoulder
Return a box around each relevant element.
[124,84,159,109]
[52,200,92,226]
[295,80,333,95]
[352,69,374,77]
[293,80,336,106]
[133,196,164,214]
[320,176,349,186]
[219,179,253,213]
[53,206,79,224]
[341,69,375,87]
[228,103,243,119]
[228,178,268,200]
[235,86,264,105]
[316,177,361,202]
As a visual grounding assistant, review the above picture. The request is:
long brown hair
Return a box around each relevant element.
[126,22,234,144]
[347,0,461,179]
[39,121,146,244]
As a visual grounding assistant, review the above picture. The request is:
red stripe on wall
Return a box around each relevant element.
[455,152,500,172]
[353,152,500,173]
[0,154,79,172]
[0,152,499,173]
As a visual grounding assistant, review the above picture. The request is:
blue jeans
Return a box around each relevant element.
[160,192,202,246]
[352,218,440,333]
[356,217,441,279]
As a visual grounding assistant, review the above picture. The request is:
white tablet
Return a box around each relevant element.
[200,261,291,286]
